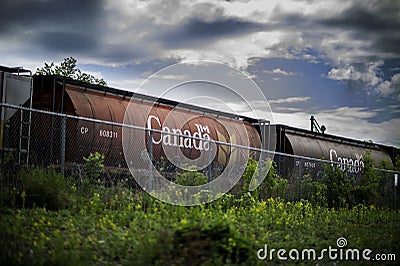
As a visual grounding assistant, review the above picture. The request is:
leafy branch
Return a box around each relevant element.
[35,57,107,86]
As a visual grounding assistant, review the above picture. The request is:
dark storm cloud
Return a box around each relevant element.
[0,0,151,65]
[159,17,266,48]
[270,1,400,58]
[97,44,154,65]
[36,32,97,53]
[319,1,400,56]
[0,0,106,56]
[321,2,399,32]
[0,0,104,33]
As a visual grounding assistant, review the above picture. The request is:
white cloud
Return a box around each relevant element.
[108,78,146,91]
[263,68,301,77]
[1,0,399,148]
[327,67,353,80]
[270,96,311,104]
[273,107,399,146]
[82,70,104,80]
[99,0,380,72]
[376,73,400,97]
[328,62,400,99]
[328,60,383,87]
[165,30,288,70]
[153,74,190,81]
[321,107,377,119]
[273,106,304,112]
[2,0,397,76]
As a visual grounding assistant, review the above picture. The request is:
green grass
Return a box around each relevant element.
[0,162,399,265]
[1,188,399,265]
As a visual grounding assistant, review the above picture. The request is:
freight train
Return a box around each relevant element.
[1,67,398,180]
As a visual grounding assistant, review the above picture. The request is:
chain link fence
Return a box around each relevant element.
[1,104,398,208]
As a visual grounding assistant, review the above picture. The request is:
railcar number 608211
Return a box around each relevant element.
[99,129,118,139]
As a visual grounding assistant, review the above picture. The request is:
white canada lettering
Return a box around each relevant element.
[329,149,364,173]
[171,128,184,147]
[192,125,202,150]
[146,115,211,151]
[183,129,192,148]
[162,126,172,146]
[147,115,162,144]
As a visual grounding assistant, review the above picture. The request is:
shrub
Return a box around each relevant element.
[17,168,70,210]
[72,152,106,194]
[352,150,380,206]
[83,152,105,180]
[172,220,251,265]
[302,174,327,206]
[174,168,208,186]
[259,160,288,199]
[0,152,20,188]
[322,163,352,208]
[394,155,400,171]
[239,158,287,201]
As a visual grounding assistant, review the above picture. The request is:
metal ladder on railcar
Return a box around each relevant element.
[50,118,63,165]
[18,77,33,166]
[18,107,31,166]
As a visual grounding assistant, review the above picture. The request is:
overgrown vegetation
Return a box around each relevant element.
[35,57,107,86]
[323,163,353,208]
[0,153,399,265]
[301,174,327,207]
[174,167,208,186]
[234,158,287,200]
[301,151,399,208]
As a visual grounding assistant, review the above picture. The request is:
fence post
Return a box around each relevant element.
[395,185,397,210]
[60,115,66,176]
[208,140,212,183]
[299,159,302,200]
[395,173,398,209]
[148,130,153,191]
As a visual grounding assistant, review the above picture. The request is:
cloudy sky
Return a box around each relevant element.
[1,0,399,146]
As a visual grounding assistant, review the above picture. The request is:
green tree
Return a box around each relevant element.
[174,168,208,186]
[394,155,400,171]
[378,159,393,171]
[352,150,381,206]
[239,158,287,200]
[302,174,327,206]
[257,159,287,199]
[322,163,352,208]
[35,57,107,86]
[84,152,105,178]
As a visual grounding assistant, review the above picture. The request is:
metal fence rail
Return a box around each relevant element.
[0,103,398,208]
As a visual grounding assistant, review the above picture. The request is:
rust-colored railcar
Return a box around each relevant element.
[4,74,396,180]
[29,76,262,171]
